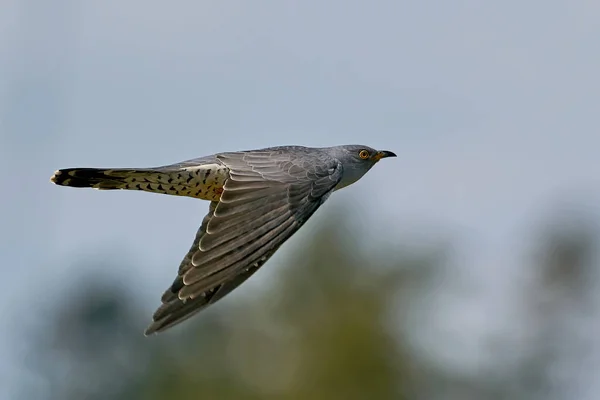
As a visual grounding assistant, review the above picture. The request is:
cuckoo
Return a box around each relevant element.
[50,145,396,334]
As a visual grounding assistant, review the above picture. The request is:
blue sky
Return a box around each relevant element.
[2,1,600,398]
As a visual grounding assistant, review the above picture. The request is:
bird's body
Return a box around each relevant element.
[50,145,396,334]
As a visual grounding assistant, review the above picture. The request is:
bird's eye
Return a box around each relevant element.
[358,149,370,159]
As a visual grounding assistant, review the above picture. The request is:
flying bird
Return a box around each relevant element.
[50,145,396,335]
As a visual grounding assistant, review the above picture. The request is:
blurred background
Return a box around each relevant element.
[2,1,600,399]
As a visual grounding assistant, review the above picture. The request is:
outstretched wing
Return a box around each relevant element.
[145,149,342,335]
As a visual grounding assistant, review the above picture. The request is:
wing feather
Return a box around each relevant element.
[144,149,342,335]
[206,202,289,235]
[199,207,292,254]
[180,218,298,298]
[186,212,294,280]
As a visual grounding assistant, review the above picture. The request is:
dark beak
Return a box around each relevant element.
[373,150,397,161]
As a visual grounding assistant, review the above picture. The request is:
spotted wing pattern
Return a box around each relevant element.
[145,148,342,334]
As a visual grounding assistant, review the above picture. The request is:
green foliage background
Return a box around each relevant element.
[21,211,599,400]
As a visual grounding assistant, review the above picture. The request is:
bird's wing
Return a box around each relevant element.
[145,150,342,335]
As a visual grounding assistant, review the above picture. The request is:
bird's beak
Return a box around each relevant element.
[372,150,397,161]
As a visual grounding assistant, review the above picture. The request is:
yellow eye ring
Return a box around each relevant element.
[358,149,370,159]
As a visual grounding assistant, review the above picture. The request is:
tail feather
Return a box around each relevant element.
[50,168,168,190]
[50,165,228,201]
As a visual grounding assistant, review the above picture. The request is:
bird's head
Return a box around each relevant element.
[328,144,396,190]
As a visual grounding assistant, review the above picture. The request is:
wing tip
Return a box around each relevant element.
[143,324,160,336]
[144,314,173,336]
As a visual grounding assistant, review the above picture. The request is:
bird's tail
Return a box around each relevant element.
[50,167,212,199]
[52,168,151,189]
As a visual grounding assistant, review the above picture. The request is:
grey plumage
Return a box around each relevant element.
[50,145,396,335]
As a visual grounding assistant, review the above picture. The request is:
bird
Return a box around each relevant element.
[50,144,396,335]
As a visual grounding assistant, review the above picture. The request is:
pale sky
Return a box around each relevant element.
[2,1,600,398]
